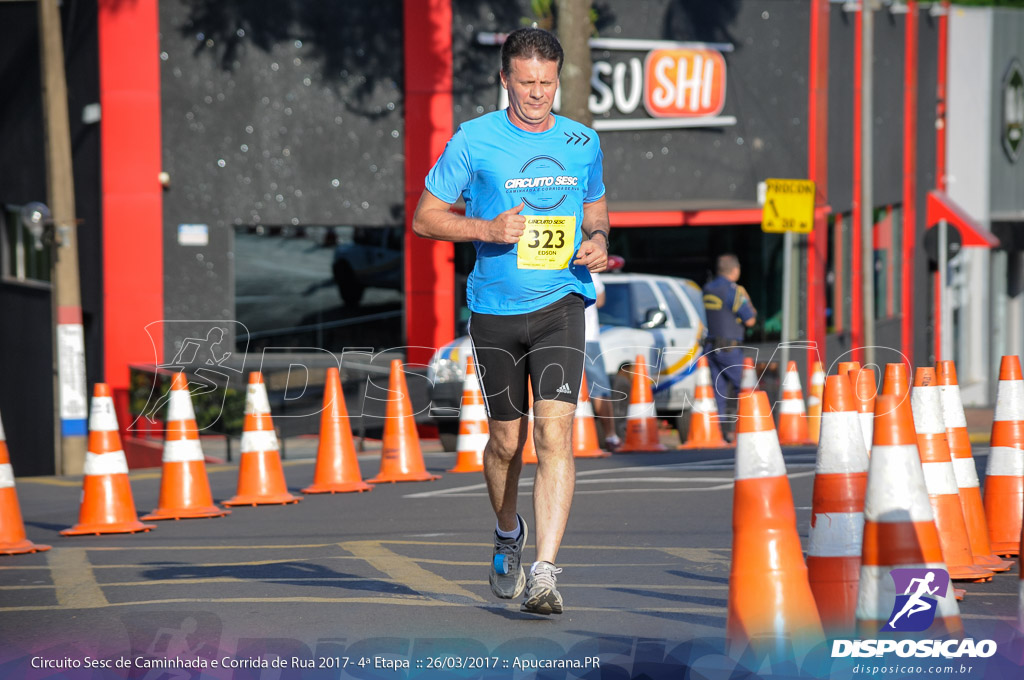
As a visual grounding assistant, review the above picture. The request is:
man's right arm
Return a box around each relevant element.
[411,190,526,244]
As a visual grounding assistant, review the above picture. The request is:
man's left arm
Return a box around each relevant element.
[574,196,610,272]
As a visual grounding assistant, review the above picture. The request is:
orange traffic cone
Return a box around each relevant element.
[617,355,667,452]
[450,356,490,472]
[573,375,609,459]
[142,373,229,519]
[223,373,302,506]
[911,368,993,582]
[62,384,156,535]
[679,356,730,449]
[807,361,825,444]
[778,361,812,445]
[807,375,868,636]
[984,355,1024,557]
[881,362,910,398]
[837,361,861,378]
[850,368,876,458]
[0,411,50,554]
[303,368,372,492]
[369,360,441,483]
[738,357,757,396]
[936,361,1011,572]
[727,390,824,655]
[856,393,963,637]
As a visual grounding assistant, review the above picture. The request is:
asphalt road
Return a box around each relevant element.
[1,443,1022,679]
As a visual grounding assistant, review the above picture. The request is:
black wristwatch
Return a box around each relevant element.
[590,229,608,244]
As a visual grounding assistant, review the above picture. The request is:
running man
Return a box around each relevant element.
[412,27,609,615]
[888,571,939,628]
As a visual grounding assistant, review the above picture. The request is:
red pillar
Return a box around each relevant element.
[806,0,830,372]
[933,1,949,363]
[403,0,455,366]
[850,7,864,363]
[901,2,919,366]
[98,0,163,389]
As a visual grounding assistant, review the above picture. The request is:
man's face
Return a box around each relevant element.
[500,56,559,130]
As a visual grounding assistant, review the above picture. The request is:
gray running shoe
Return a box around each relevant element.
[520,561,563,615]
[489,515,527,599]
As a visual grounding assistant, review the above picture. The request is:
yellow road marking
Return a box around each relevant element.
[47,548,108,608]
[339,540,484,603]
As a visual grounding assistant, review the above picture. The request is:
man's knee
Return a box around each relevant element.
[486,418,527,461]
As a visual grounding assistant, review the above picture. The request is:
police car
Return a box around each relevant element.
[426,269,708,450]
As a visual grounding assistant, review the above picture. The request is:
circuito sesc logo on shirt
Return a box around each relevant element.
[504,155,580,211]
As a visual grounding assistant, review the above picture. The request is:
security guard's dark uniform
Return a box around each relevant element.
[703,275,756,417]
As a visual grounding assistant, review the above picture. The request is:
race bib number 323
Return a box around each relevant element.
[517,216,576,270]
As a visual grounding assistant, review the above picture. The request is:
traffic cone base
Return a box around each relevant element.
[62,474,156,535]
[1,422,51,554]
[223,450,302,505]
[143,460,229,519]
[958,485,1012,571]
[0,488,51,554]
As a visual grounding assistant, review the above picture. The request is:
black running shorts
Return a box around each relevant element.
[468,294,586,421]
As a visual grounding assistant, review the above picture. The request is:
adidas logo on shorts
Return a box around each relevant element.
[556,383,572,395]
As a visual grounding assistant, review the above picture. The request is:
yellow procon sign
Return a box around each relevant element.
[761,179,816,234]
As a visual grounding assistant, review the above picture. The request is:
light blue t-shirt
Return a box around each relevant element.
[425,110,605,315]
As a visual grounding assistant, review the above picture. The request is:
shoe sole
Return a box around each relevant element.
[489,519,528,600]
[520,589,563,615]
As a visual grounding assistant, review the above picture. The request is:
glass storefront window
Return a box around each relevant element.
[233,225,403,351]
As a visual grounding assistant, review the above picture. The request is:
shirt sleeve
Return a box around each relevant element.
[584,142,606,203]
[733,284,756,323]
[424,127,472,205]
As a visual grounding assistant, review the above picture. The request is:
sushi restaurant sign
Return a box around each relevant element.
[479,34,736,131]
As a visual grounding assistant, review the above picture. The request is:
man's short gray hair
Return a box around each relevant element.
[716,254,740,276]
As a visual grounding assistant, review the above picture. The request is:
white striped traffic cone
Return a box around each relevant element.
[855,393,962,637]
[450,356,489,472]
[984,355,1024,557]
[223,372,302,505]
[778,361,812,445]
[911,367,992,582]
[807,374,868,636]
[0,410,50,554]
[62,384,156,535]
[143,372,229,520]
[936,360,1011,572]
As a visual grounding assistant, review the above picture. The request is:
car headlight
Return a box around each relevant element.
[430,357,464,385]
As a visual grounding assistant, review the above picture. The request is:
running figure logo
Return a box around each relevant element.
[881,568,951,632]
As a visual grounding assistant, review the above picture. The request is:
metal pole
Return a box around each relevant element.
[861,0,876,367]
[780,230,793,372]
[938,218,948,362]
[39,0,88,475]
